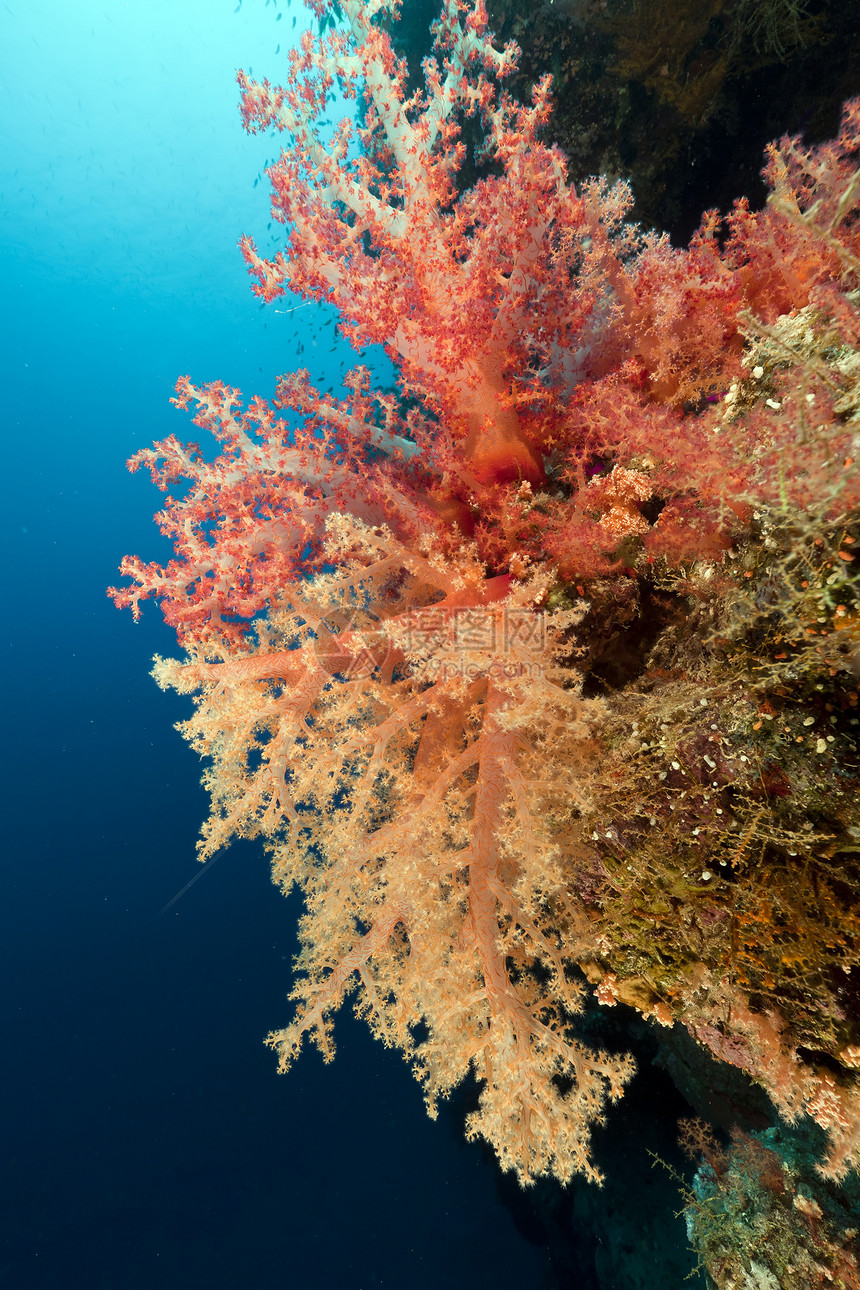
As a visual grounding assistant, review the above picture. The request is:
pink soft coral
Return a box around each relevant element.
[112,0,860,1183]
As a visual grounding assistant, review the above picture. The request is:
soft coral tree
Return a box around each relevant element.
[112,0,860,1185]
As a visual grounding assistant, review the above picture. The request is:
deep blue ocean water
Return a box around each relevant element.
[1,3,699,1287]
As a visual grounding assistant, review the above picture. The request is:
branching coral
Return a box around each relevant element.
[112,0,860,1187]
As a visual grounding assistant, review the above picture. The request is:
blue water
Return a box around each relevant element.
[0,3,562,1286]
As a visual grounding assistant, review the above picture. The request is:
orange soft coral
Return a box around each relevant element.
[112,0,860,1186]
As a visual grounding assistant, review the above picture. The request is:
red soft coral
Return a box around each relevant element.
[112,0,860,1185]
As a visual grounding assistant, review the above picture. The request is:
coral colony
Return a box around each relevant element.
[112,0,860,1198]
